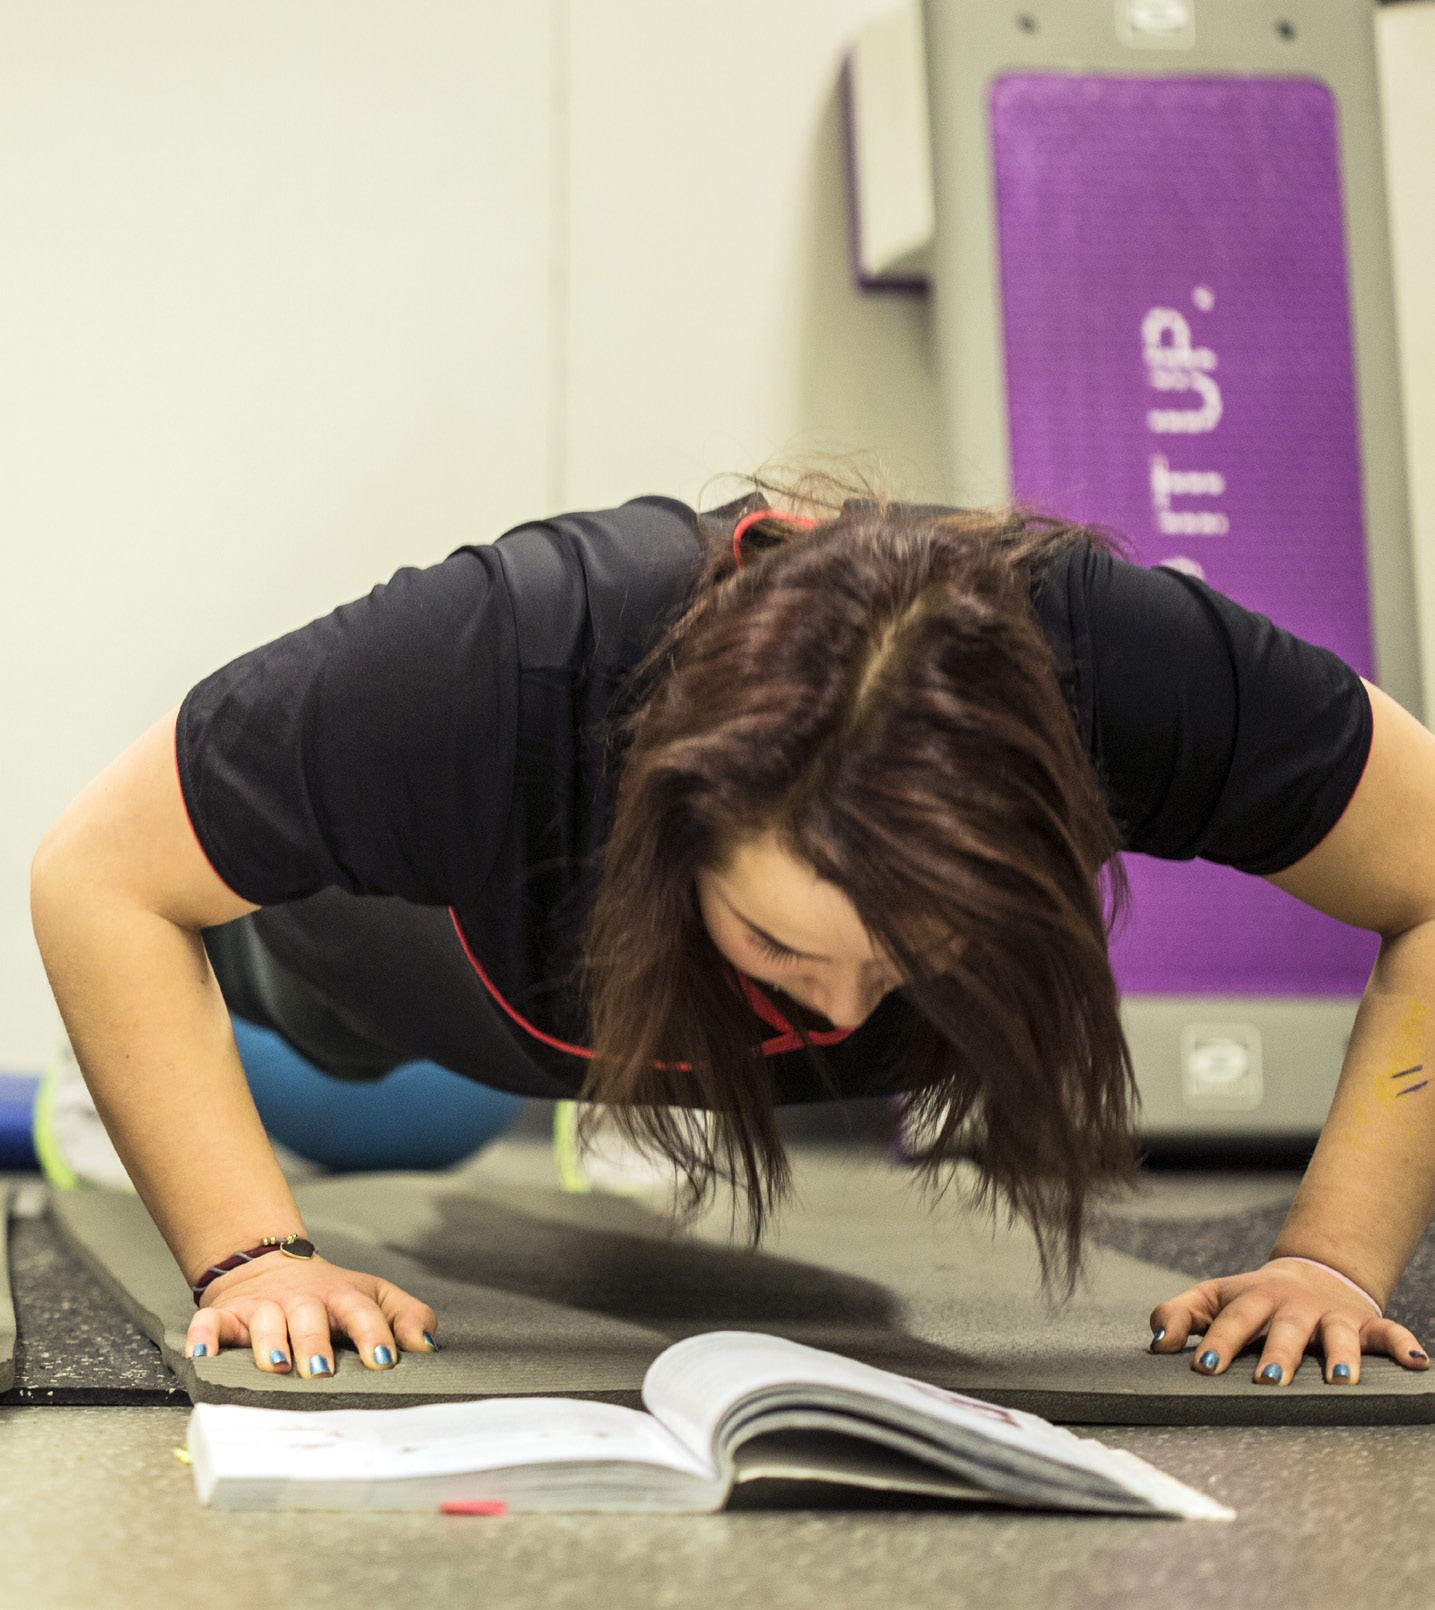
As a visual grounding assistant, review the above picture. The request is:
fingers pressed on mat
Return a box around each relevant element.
[247,1300,293,1373]
[1153,1281,1243,1358]
[1371,1318,1431,1372]
[1192,1293,1276,1376]
[187,1301,251,1359]
[329,1291,399,1370]
[185,1309,222,1360]
[380,1284,440,1353]
[1150,1281,1220,1353]
[286,1297,336,1379]
[1253,1314,1320,1386]
[1311,1316,1362,1385]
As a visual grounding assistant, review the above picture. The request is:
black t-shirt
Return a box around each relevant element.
[177,497,1371,1097]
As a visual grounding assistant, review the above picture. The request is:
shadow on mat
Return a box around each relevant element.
[402,1189,965,1374]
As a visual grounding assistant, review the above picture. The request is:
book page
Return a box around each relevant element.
[731,1427,991,1501]
[642,1332,1232,1519]
[189,1397,713,1487]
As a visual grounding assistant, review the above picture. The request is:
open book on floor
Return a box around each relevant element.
[187,1331,1232,1518]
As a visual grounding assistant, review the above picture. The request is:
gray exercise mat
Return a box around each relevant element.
[292,1171,967,1371]
[50,1190,671,1409]
[52,1153,1435,1423]
[0,1188,14,1395]
[292,1161,1435,1424]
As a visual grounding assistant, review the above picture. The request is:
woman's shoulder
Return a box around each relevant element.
[481,496,704,674]
[1042,539,1372,871]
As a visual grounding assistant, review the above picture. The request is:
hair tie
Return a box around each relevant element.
[1268,1255,1383,1317]
[731,508,817,571]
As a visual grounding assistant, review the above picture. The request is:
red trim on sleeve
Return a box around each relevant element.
[448,907,596,1061]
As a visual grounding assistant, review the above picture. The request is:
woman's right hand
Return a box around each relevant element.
[30,707,437,1380]
[185,1255,438,1377]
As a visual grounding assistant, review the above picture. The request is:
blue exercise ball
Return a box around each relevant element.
[232,1016,524,1172]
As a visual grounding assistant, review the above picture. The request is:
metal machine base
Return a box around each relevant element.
[1124,994,1358,1149]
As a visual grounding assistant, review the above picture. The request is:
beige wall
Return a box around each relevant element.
[0,2,557,1066]
[0,0,943,1069]
[561,0,946,512]
[1,2,1430,1069]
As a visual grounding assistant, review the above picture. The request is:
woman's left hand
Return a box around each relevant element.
[1149,1260,1429,1385]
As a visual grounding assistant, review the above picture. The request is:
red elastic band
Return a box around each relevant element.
[448,908,852,1065]
[731,508,817,571]
[449,908,597,1060]
[732,969,853,1054]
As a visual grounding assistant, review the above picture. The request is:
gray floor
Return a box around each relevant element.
[0,1145,1424,1610]
[0,1408,1426,1610]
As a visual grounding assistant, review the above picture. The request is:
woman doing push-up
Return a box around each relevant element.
[29,477,1435,1387]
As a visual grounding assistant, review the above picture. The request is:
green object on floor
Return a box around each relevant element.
[31,1061,77,1191]
[553,1101,589,1194]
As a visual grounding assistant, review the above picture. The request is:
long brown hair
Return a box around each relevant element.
[581,474,1136,1290]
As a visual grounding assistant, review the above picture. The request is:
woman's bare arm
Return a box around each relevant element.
[1151,681,1435,1383]
[30,709,435,1374]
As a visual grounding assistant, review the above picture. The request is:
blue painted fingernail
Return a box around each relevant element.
[423,1331,438,1351]
[1331,1363,1351,1382]
[1150,1328,1166,1348]
[191,1343,207,1358]
[1259,1364,1283,1384]
[308,1355,332,1376]
[269,1349,289,1367]
[374,1345,394,1367]
[1412,1350,1428,1362]
[1198,1350,1220,1371]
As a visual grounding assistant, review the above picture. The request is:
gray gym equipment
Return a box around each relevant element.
[850,0,1419,1146]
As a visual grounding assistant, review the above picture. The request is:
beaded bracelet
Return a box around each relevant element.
[191,1234,317,1306]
